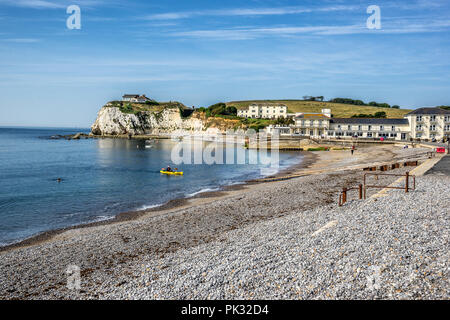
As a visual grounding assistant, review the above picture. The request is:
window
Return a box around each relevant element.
[430,115,436,122]
[416,133,422,138]
[445,116,450,122]
[368,125,372,131]
[328,131,334,136]
[348,125,351,130]
[416,116,422,121]
[416,124,422,130]
[445,125,450,131]
[358,125,362,130]
[430,125,436,131]
[391,126,395,131]
[380,125,384,131]
[337,125,341,130]
[367,132,373,138]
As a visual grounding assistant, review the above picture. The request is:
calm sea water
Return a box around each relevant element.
[0,127,302,246]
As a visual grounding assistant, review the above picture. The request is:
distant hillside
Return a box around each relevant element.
[226,100,412,119]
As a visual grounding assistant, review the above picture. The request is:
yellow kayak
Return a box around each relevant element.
[160,170,184,175]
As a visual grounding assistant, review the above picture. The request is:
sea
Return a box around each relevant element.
[0,127,303,246]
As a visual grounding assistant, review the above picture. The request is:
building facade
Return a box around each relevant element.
[122,94,151,103]
[267,107,450,142]
[405,108,450,140]
[237,104,288,119]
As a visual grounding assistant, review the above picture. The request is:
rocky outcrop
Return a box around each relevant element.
[91,106,204,136]
[91,102,245,136]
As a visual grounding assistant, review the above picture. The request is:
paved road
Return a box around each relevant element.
[426,155,450,176]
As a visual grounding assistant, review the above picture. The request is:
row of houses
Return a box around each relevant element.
[265,107,450,141]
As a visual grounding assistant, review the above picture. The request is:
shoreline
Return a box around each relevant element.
[0,151,316,253]
[1,144,444,299]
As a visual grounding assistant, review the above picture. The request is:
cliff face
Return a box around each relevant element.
[91,104,243,136]
[91,106,204,135]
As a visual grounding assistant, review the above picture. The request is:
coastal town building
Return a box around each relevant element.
[122,94,151,103]
[405,107,450,140]
[237,103,288,119]
[267,107,450,142]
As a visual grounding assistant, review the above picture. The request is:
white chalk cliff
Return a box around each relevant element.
[91,105,204,136]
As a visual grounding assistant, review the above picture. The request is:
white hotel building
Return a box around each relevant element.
[265,107,450,141]
[237,104,288,119]
[405,108,450,140]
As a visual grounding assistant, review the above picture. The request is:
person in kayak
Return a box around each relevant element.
[166,165,172,172]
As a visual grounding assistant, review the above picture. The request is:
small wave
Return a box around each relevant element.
[259,167,280,177]
[92,215,115,223]
[136,203,164,211]
[226,181,244,186]
[187,187,221,197]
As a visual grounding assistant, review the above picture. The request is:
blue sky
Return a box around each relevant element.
[0,0,449,127]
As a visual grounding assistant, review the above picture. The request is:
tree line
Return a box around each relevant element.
[329,98,400,109]
[197,103,238,117]
[351,111,387,118]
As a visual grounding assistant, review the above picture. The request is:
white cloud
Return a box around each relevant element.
[0,0,65,9]
[145,5,359,20]
[0,0,108,9]
[170,19,450,40]
[2,38,41,42]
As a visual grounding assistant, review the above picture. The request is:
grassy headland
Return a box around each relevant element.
[106,100,190,115]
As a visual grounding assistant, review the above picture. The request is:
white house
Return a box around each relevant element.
[122,94,151,103]
[237,103,288,119]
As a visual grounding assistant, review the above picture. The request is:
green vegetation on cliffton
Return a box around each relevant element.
[197,103,238,118]
[227,100,412,119]
[107,100,189,115]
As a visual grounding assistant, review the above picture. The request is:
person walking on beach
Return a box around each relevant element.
[351,145,355,155]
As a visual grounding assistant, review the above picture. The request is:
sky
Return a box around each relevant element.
[0,0,449,127]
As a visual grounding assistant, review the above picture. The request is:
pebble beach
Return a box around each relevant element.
[0,146,448,300]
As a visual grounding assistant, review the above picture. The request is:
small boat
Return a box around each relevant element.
[160,170,184,176]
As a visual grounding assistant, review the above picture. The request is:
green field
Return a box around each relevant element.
[226,100,412,119]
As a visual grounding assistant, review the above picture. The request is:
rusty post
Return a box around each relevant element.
[405,172,409,193]
[343,187,347,204]
[359,184,363,200]
[363,175,367,200]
